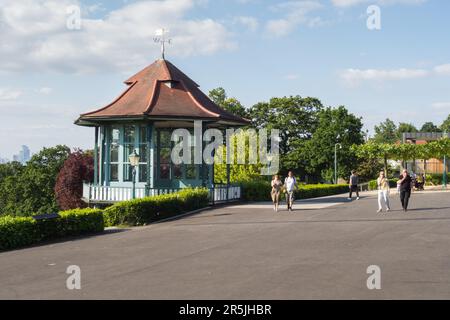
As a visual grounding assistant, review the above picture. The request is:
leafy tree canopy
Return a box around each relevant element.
[420,121,441,133]
[208,87,249,119]
[373,118,398,144]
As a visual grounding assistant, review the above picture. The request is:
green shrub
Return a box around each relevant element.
[57,208,104,236]
[0,208,104,251]
[241,181,350,202]
[425,173,445,186]
[103,188,210,227]
[0,216,38,251]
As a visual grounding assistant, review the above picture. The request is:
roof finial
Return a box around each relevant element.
[154,28,171,60]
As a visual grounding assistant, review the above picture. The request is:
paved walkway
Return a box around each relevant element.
[1,191,449,299]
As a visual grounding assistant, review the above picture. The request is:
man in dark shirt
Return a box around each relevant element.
[398,169,413,212]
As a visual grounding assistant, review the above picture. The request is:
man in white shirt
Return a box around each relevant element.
[284,171,297,211]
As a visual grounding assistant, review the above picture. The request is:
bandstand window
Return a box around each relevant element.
[157,129,198,181]
[138,126,148,183]
[123,125,136,182]
[158,130,171,180]
[109,126,120,181]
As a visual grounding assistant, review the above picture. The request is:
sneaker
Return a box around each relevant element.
[386,208,390,212]
[347,197,352,200]
[356,197,360,200]
[377,209,382,213]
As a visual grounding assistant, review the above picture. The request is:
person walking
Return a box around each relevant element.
[398,169,413,212]
[376,171,391,213]
[271,175,283,212]
[284,171,297,212]
[348,170,360,201]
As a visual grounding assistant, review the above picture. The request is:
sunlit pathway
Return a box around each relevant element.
[1,191,450,299]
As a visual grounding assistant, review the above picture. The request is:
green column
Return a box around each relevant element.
[94,126,99,185]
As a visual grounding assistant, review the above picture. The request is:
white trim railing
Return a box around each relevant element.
[82,183,241,204]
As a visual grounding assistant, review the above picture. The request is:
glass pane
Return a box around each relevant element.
[139,164,147,182]
[110,164,118,181]
[160,164,170,179]
[110,127,120,144]
[110,144,119,163]
[186,164,196,179]
[140,126,148,144]
[160,130,172,147]
[173,164,182,179]
[124,144,135,163]
[160,147,171,164]
[124,125,135,144]
[139,144,148,163]
[123,164,133,182]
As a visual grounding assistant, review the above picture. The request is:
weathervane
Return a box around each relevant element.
[153,28,171,60]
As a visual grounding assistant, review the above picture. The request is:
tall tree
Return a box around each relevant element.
[304,106,365,182]
[249,96,324,176]
[55,150,94,210]
[397,122,418,139]
[0,145,70,217]
[208,87,248,119]
[420,122,441,133]
[440,114,450,133]
[373,119,398,143]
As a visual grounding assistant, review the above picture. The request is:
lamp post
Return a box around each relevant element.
[129,150,140,199]
[444,131,448,189]
[334,143,342,184]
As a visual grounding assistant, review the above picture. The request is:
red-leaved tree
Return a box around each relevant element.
[55,149,94,210]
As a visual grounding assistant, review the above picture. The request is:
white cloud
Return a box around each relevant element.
[331,0,427,7]
[233,16,259,32]
[0,88,22,100]
[340,63,450,86]
[434,64,450,76]
[340,68,429,86]
[0,0,236,73]
[432,102,450,110]
[265,1,323,37]
[37,87,53,95]
[285,74,299,80]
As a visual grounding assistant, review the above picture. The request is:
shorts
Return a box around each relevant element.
[271,190,281,203]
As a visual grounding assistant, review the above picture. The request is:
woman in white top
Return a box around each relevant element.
[377,171,391,214]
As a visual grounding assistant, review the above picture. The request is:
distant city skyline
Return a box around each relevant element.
[1,145,32,164]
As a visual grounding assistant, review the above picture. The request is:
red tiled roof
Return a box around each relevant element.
[76,59,249,125]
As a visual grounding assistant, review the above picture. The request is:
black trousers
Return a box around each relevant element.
[349,185,359,198]
[400,190,411,210]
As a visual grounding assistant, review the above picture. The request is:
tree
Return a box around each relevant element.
[373,119,398,143]
[354,142,397,176]
[303,106,365,182]
[55,150,94,210]
[208,87,248,119]
[420,122,441,133]
[0,145,70,217]
[214,130,265,183]
[440,114,450,133]
[397,122,418,139]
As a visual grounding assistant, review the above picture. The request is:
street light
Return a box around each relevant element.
[334,143,342,184]
[129,150,140,199]
[444,131,448,189]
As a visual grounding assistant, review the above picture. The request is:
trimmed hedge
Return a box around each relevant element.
[241,181,349,202]
[103,188,210,227]
[0,208,104,251]
[425,173,445,186]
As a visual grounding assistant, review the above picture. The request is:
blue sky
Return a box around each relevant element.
[0,0,449,159]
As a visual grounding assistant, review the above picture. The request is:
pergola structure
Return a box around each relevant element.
[76,59,249,203]
[402,132,450,174]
